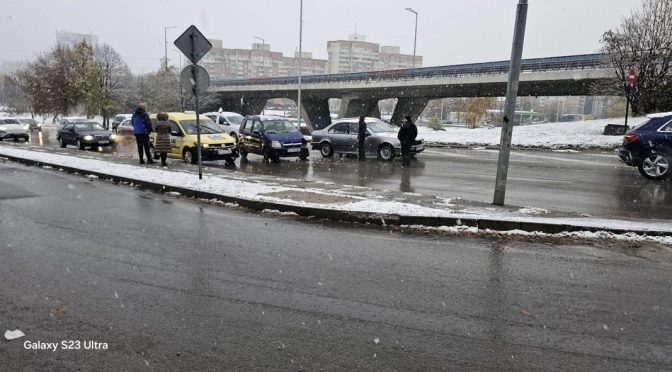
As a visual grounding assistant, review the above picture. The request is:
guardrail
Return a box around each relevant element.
[211,53,608,88]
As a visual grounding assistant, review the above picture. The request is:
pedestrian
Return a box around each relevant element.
[132,102,154,164]
[398,115,417,167]
[357,115,367,161]
[154,112,172,166]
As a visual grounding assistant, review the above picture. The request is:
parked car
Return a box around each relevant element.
[57,121,118,150]
[618,112,672,180]
[237,115,309,162]
[115,119,135,138]
[311,117,425,161]
[0,118,30,141]
[111,114,132,132]
[203,111,244,140]
[148,112,238,165]
[18,118,42,131]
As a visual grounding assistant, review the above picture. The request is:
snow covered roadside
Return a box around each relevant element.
[1,145,671,244]
[418,117,646,150]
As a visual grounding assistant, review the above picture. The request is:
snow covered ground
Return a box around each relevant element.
[417,117,647,150]
[1,145,670,244]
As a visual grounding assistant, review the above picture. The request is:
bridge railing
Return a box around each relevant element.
[211,53,608,87]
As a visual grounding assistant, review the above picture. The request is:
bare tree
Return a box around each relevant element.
[599,0,672,115]
[95,44,132,128]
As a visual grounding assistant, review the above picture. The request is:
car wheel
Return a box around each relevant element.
[77,139,85,150]
[183,148,197,164]
[378,144,395,161]
[299,154,308,161]
[58,137,66,148]
[638,151,671,180]
[320,142,334,158]
[238,143,248,157]
[262,147,271,162]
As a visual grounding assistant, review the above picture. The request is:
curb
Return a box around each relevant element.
[2,153,670,237]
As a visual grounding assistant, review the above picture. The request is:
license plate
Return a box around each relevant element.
[98,141,109,144]
[217,148,231,155]
[287,148,300,153]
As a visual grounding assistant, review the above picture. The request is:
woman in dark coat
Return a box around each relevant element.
[154,112,172,166]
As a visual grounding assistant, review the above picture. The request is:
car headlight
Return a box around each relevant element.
[0,126,6,131]
[271,141,282,149]
[83,135,94,141]
[37,123,42,127]
[24,124,30,131]
[110,134,118,141]
[201,143,210,148]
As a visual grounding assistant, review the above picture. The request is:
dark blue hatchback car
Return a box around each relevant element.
[237,115,309,162]
[618,112,672,180]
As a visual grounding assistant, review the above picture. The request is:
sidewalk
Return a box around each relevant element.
[1,145,671,243]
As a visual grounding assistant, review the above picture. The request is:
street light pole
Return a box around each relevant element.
[164,26,177,69]
[297,0,303,128]
[405,8,418,67]
[254,36,265,77]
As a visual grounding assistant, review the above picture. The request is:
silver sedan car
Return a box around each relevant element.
[311,117,424,161]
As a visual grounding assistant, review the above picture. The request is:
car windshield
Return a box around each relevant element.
[74,122,106,131]
[0,118,22,124]
[263,120,297,134]
[226,115,243,125]
[19,119,37,124]
[180,119,222,134]
[366,120,399,133]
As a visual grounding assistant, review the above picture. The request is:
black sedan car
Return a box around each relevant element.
[57,121,119,150]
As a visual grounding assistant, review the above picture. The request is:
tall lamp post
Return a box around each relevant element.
[164,26,177,69]
[405,7,418,67]
[254,36,265,76]
[297,0,303,128]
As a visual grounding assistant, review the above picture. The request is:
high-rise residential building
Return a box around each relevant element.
[200,40,328,80]
[327,35,422,73]
[56,30,98,49]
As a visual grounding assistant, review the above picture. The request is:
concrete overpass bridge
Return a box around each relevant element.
[202,54,614,129]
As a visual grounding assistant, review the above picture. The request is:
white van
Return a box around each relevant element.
[203,111,244,140]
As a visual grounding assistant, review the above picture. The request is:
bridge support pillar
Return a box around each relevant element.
[339,97,380,118]
[241,97,268,116]
[301,98,332,130]
[391,97,429,125]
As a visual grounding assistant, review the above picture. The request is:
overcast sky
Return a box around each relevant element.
[1,0,641,74]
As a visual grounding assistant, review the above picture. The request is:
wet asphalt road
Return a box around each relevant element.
[1,161,672,371]
[16,126,672,221]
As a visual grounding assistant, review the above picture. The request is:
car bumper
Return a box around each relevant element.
[270,147,309,157]
[0,132,29,140]
[618,148,638,166]
[82,139,115,147]
[201,147,239,160]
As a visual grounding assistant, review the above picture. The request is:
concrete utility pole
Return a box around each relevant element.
[405,7,418,67]
[493,0,528,206]
[164,26,177,69]
[297,0,303,126]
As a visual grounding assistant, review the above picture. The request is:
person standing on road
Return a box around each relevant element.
[357,115,367,161]
[398,115,417,167]
[132,103,154,165]
[154,112,172,166]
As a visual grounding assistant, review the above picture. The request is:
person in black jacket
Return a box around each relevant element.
[357,115,367,161]
[131,103,155,164]
[398,115,417,166]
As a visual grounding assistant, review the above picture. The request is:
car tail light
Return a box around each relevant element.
[623,133,639,143]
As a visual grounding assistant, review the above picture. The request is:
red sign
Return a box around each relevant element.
[627,67,636,86]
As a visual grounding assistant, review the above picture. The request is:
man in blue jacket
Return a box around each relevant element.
[131,103,155,164]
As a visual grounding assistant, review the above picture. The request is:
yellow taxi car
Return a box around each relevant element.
[149,112,238,165]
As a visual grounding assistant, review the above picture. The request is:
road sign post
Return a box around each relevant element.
[624,67,636,133]
[174,25,212,180]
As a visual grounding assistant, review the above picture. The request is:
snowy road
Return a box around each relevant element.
[16,127,672,220]
[1,162,671,370]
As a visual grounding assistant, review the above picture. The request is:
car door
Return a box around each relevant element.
[328,123,350,153]
[62,124,74,144]
[248,120,264,154]
[169,121,184,156]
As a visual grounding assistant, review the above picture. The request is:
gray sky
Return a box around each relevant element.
[1,0,641,74]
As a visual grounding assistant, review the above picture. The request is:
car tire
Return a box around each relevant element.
[262,147,271,162]
[638,151,671,180]
[238,143,248,158]
[77,139,85,150]
[378,144,395,161]
[182,148,195,164]
[299,154,308,161]
[58,137,66,148]
[320,142,334,158]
